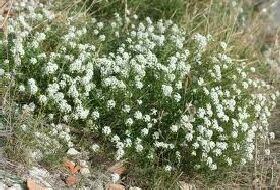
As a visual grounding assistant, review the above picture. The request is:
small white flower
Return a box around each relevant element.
[164,165,172,172]
[39,95,47,104]
[21,124,27,131]
[28,78,38,95]
[125,118,134,126]
[30,57,37,64]
[19,85,25,92]
[269,132,275,140]
[123,105,131,113]
[220,42,227,50]
[185,133,193,142]
[227,157,232,166]
[91,144,100,152]
[197,77,204,86]
[99,35,106,41]
[45,62,59,74]
[135,144,143,152]
[174,93,181,102]
[210,164,217,171]
[250,67,256,72]
[141,128,149,136]
[0,68,4,76]
[170,125,178,132]
[92,111,100,120]
[107,100,116,109]
[102,126,111,135]
[134,111,143,120]
[162,85,173,97]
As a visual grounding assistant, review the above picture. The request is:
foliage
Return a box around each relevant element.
[1,1,278,176]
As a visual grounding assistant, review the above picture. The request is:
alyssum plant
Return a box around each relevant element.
[1,0,279,174]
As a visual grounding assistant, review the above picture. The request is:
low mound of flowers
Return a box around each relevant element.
[1,0,279,173]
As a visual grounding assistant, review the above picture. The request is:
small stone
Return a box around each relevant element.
[78,159,88,168]
[129,186,142,190]
[106,184,125,190]
[80,168,90,176]
[67,148,80,156]
[29,167,50,178]
[28,167,52,188]
[0,182,7,189]
[7,184,24,190]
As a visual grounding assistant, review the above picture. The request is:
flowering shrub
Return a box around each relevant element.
[1,0,279,173]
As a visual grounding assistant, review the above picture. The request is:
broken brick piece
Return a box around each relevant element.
[65,175,79,186]
[71,165,81,174]
[64,159,80,174]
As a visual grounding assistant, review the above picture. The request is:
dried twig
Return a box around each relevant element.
[0,0,13,36]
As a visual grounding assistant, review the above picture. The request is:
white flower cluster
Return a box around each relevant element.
[3,0,279,173]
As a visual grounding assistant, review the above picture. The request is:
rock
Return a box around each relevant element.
[27,178,48,190]
[78,159,88,168]
[0,170,24,187]
[65,175,79,186]
[67,148,80,156]
[0,182,7,189]
[80,168,90,176]
[29,167,49,179]
[7,184,24,190]
[28,167,52,188]
[91,180,104,190]
[129,186,142,190]
[106,184,125,190]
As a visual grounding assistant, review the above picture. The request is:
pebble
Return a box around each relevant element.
[80,168,91,176]
[67,148,80,156]
[29,167,50,178]
[0,182,7,189]
[7,184,24,190]
[28,167,52,188]
[78,159,88,168]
